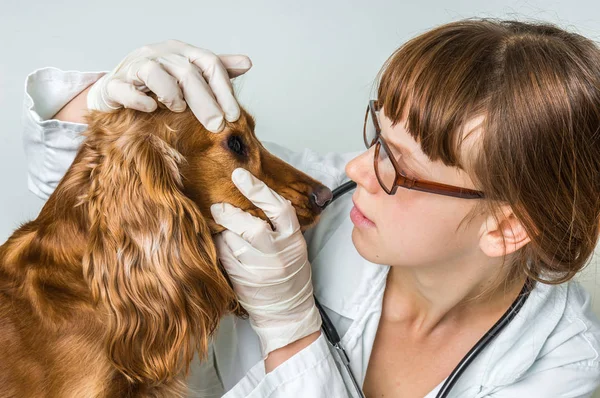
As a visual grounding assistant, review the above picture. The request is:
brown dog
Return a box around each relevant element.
[0,103,331,397]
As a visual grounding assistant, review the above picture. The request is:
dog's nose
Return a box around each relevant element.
[311,185,333,209]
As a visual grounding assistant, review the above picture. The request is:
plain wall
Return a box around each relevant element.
[1,0,600,395]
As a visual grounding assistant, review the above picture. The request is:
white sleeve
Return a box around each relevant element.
[22,67,105,199]
[223,334,352,398]
[485,363,600,398]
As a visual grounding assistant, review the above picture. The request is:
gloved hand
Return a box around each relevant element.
[87,40,252,132]
[210,168,322,358]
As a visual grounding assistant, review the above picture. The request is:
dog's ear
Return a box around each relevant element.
[81,110,238,385]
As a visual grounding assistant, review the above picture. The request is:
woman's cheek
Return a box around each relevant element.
[377,198,453,263]
[382,219,434,258]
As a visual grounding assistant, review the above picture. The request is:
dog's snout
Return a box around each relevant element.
[311,185,333,209]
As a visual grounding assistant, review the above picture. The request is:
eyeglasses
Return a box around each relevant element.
[363,100,485,200]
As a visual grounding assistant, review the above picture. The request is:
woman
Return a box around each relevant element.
[22,18,600,397]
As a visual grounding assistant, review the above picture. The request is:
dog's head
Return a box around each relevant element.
[75,102,330,387]
[171,107,332,231]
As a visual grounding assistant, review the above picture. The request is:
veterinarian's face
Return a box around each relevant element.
[177,110,332,232]
[345,108,486,268]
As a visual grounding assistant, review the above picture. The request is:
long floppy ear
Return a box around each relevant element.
[81,110,238,385]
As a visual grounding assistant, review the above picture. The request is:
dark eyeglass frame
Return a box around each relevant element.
[363,100,485,200]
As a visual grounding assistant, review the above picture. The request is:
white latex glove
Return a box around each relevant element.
[87,39,252,132]
[210,168,322,358]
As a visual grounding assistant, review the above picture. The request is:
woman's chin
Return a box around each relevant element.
[351,228,380,263]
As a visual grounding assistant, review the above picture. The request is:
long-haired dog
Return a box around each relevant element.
[0,101,332,397]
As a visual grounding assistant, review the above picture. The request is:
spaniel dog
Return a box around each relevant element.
[0,101,331,397]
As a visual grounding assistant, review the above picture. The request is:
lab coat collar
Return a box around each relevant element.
[449,280,571,395]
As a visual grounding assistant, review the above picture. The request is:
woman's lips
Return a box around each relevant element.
[350,200,375,228]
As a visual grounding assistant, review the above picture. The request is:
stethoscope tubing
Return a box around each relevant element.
[315,298,366,398]
[329,180,357,204]
[434,279,533,397]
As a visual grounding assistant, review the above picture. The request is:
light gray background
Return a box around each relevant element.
[1,0,600,394]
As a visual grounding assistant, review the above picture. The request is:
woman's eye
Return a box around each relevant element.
[227,135,246,156]
[395,153,417,179]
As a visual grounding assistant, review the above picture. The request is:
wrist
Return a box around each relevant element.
[250,300,322,358]
[52,84,94,123]
[264,330,321,373]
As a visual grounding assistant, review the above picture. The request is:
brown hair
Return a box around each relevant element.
[0,98,332,395]
[377,18,600,285]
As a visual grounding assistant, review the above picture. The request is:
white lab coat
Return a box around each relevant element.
[21,67,600,398]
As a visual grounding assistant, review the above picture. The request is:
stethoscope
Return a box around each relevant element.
[315,180,534,398]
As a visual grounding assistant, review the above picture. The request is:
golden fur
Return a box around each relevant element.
[0,103,329,397]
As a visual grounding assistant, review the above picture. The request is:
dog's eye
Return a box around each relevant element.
[227,135,246,157]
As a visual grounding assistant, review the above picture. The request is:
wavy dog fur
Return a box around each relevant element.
[0,102,329,397]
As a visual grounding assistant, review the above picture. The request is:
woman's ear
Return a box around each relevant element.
[479,205,531,258]
[81,111,238,385]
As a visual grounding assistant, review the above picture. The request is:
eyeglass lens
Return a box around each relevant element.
[365,108,397,192]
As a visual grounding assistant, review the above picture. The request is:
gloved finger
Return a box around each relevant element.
[163,40,251,78]
[105,79,157,112]
[213,232,246,273]
[213,232,234,258]
[231,168,299,236]
[158,53,225,132]
[134,59,187,112]
[180,44,240,123]
[218,54,253,78]
[214,232,263,288]
[211,202,274,251]
[215,231,285,286]
[217,230,297,279]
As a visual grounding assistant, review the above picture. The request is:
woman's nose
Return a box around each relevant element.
[345,149,379,193]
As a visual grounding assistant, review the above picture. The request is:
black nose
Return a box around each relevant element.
[311,185,333,209]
